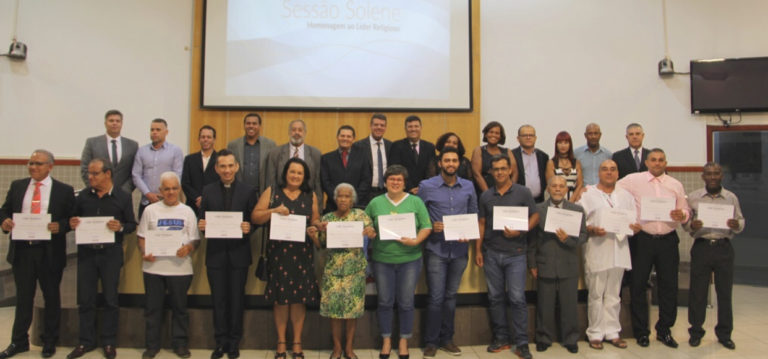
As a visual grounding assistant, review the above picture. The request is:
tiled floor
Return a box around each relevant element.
[1,285,767,358]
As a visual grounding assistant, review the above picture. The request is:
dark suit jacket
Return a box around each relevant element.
[226,135,276,195]
[353,136,392,204]
[527,199,587,279]
[199,180,258,268]
[80,135,139,193]
[0,177,74,269]
[388,139,436,191]
[511,147,550,202]
[265,143,323,207]
[612,147,649,179]
[182,150,220,210]
[320,148,372,211]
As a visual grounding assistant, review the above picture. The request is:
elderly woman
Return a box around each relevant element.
[252,158,322,359]
[309,183,376,359]
[365,165,432,359]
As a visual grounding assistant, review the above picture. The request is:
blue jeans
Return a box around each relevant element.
[373,258,422,339]
[483,250,529,346]
[424,251,468,347]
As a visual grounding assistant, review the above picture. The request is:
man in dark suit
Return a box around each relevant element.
[265,119,323,206]
[612,123,649,179]
[182,125,220,212]
[0,149,75,359]
[388,115,436,194]
[352,113,391,206]
[66,158,136,359]
[528,176,588,354]
[511,125,549,203]
[226,113,276,197]
[80,109,139,194]
[321,125,372,212]
[197,150,258,359]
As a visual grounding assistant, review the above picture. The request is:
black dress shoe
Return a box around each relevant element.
[67,345,95,359]
[689,336,702,347]
[657,334,679,348]
[0,343,29,359]
[636,336,650,347]
[41,343,56,358]
[535,343,549,352]
[564,344,578,354]
[103,345,117,359]
[718,339,736,350]
[211,346,226,359]
[174,346,192,358]
[227,348,240,359]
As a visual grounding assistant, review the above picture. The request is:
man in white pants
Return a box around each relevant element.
[577,160,640,350]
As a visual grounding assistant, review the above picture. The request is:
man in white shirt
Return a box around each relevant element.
[264,119,323,206]
[80,109,139,193]
[577,159,640,350]
[353,113,392,205]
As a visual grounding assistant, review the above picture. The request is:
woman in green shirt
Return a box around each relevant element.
[365,165,432,359]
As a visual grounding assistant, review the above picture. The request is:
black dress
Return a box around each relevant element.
[476,145,508,194]
[264,187,318,305]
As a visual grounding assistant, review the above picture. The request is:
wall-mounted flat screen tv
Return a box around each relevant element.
[691,57,768,114]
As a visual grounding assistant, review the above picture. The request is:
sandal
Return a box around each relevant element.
[588,340,603,350]
[292,343,304,359]
[275,341,288,359]
[606,338,627,349]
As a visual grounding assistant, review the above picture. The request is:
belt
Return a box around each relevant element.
[695,237,729,246]
[640,231,675,239]
[82,243,117,250]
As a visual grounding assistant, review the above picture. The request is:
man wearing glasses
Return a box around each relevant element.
[511,125,549,203]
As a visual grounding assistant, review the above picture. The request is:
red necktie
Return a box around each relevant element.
[31,182,42,214]
[342,150,348,168]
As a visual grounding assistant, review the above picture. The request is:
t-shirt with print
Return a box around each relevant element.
[137,201,200,275]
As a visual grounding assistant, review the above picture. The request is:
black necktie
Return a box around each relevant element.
[111,139,118,168]
[411,142,418,163]
[633,149,641,170]
[376,142,384,189]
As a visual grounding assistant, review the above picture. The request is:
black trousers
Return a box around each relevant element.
[11,244,63,346]
[688,238,734,340]
[630,231,679,338]
[143,273,193,350]
[207,265,248,350]
[77,245,123,347]
[535,276,579,346]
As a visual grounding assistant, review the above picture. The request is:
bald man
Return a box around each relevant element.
[574,123,612,186]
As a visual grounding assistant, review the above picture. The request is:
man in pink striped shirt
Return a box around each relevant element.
[617,148,690,349]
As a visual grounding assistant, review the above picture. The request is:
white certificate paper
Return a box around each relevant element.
[443,213,480,241]
[640,196,675,221]
[544,207,583,237]
[698,203,734,230]
[378,213,417,240]
[492,206,529,231]
[597,208,635,237]
[205,211,243,239]
[269,213,307,242]
[11,213,51,240]
[326,221,364,248]
[145,230,183,257]
[75,216,114,244]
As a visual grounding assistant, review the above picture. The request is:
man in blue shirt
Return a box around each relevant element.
[418,147,478,358]
[132,118,184,218]
[574,123,612,186]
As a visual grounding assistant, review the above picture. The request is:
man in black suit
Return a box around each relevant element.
[197,150,258,359]
[321,125,372,212]
[511,125,549,203]
[388,115,436,194]
[0,149,75,359]
[80,109,139,194]
[612,123,649,179]
[182,125,220,212]
[352,113,391,205]
[67,158,136,359]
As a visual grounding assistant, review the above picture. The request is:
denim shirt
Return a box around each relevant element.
[418,175,478,259]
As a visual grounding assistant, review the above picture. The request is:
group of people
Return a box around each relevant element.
[0,111,744,359]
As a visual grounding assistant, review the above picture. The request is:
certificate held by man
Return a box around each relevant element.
[544,207,583,237]
[697,202,734,230]
[640,196,675,221]
[269,213,307,242]
[75,216,114,244]
[378,213,417,240]
[598,208,635,237]
[145,230,184,257]
[326,221,364,248]
[492,206,528,231]
[11,213,51,240]
[205,211,243,239]
[443,213,480,241]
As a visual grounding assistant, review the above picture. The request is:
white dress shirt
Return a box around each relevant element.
[577,185,635,273]
[369,135,387,188]
[22,176,53,214]
[106,135,122,163]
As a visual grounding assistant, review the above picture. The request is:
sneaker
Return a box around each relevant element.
[514,345,532,359]
[440,342,461,356]
[486,339,511,353]
[422,346,437,358]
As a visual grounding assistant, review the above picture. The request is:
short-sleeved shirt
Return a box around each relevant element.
[137,201,200,276]
[478,184,537,255]
[574,145,612,186]
[365,193,432,264]
[685,187,745,240]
